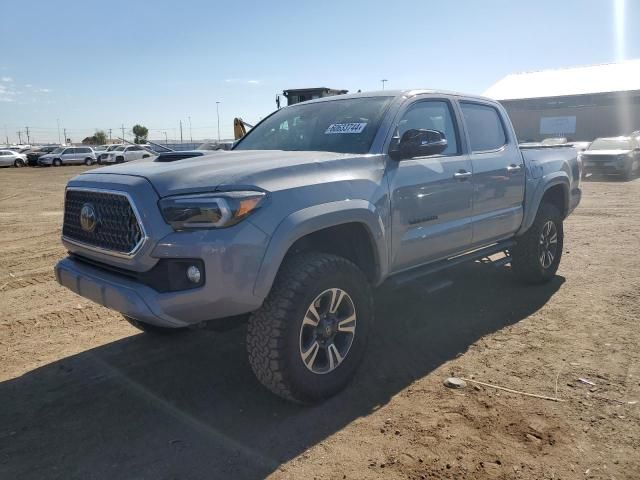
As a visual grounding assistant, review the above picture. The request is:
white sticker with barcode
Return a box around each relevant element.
[324,122,367,134]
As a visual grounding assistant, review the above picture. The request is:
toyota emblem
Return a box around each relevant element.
[80,203,98,233]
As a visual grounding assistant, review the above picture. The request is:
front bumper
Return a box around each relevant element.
[55,222,269,327]
[583,159,628,175]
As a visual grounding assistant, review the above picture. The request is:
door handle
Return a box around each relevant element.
[506,164,522,173]
[453,170,472,180]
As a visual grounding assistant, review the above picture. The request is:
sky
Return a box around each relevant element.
[1,0,638,144]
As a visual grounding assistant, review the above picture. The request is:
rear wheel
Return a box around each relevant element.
[52,158,62,167]
[123,315,186,335]
[247,252,373,403]
[511,203,563,284]
[84,157,94,166]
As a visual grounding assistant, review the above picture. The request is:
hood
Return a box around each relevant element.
[583,149,632,156]
[81,150,366,197]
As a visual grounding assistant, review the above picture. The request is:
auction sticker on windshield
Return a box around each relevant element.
[325,123,367,134]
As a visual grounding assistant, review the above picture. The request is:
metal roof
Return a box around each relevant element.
[484,60,640,101]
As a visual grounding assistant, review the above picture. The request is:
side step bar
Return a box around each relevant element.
[388,240,515,287]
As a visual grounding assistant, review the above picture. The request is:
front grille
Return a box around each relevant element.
[63,189,144,255]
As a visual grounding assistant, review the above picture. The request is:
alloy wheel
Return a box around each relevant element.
[299,288,356,375]
[539,220,558,269]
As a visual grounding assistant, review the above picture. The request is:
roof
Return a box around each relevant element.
[484,60,640,101]
[293,89,493,106]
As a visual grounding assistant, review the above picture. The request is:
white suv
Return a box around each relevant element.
[98,145,155,164]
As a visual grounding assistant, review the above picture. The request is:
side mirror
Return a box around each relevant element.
[390,129,448,160]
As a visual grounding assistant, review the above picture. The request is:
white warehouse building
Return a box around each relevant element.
[484,60,640,142]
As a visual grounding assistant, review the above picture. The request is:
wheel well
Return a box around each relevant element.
[540,184,567,218]
[286,223,378,282]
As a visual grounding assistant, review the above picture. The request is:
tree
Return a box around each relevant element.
[94,130,107,145]
[82,135,97,145]
[132,124,149,144]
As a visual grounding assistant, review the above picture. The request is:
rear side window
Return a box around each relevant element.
[460,102,507,152]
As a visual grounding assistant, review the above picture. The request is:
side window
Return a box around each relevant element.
[397,100,459,155]
[63,148,75,155]
[460,102,507,152]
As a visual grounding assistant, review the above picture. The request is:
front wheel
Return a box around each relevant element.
[247,252,373,403]
[52,158,62,167]
[14,158,25,167]
[511,203,564,284]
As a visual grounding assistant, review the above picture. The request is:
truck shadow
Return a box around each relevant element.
[0,262,564,479]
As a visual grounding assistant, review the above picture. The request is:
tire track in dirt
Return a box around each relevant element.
[0,271,56,292]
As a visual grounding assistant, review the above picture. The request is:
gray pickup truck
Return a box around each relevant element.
[55,90,582,403]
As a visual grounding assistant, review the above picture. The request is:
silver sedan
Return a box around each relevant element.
[0,149,27,167]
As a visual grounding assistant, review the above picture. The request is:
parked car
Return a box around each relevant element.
[97,145,155,164]
[0,149,27,167]
[581,136,640,179]
[55,90,581,403]
[38,146,97,166]
[26,145,61,166]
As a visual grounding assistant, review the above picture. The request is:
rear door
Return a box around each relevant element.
[387,96,473,272]
[458,100,525,246]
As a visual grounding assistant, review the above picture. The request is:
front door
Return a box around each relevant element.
[459,101,526,246]
[388,98,473,273]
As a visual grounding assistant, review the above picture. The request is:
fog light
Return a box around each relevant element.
[186,265,202,284]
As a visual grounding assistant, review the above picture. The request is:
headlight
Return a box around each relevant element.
[159,191,266,230]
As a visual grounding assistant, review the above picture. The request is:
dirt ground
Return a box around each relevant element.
[0,166,638,480]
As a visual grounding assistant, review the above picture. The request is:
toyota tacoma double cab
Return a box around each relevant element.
[55,90,582,403]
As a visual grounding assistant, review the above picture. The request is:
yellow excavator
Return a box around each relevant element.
[233,118,254,140]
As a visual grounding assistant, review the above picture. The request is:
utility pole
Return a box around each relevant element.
[25,126,30,145]
[216,102,221,142]
[63,128,67,145]
[108,128,112,143]
[3,125,8,145]
[381,79,388,90]
[17,130,22,144]
[121,124,125,142]
[179,120,183,144]
[57,118,61,144]
[163,131,168,144]
[188,116,193,144]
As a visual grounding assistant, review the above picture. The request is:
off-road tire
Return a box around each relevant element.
[511,203,563,284]
[123,315,185,334]
[247,252,373,403]
[52,158,62,167]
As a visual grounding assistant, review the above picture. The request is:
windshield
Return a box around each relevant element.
[107,145,121,151]
[235,97,393,154]
[589,138,632,150]
[52,147,64,154]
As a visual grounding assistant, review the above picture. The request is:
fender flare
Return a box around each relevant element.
[253,199,387,299]
[517,172,570,235]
